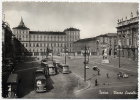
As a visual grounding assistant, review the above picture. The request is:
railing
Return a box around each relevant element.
[117,17,139,27]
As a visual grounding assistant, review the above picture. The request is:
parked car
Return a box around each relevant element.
[7,74,19,98]
[34,68,47,92]
[48,64,56,75]
[59,64,70,74]
[34,73,47,93]
[123,73,129,78]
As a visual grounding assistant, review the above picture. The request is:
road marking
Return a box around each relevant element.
[15,66,40,72]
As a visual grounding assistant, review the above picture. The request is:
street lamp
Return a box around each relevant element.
[83,45,88,81]
[118,39,121,68]
[40,49,42,58]
[51,46,53,61]
[96,40,99,55]
[64,45,68,64]
[46,47,49,58]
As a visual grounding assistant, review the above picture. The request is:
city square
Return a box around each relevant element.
[2,2,138,99]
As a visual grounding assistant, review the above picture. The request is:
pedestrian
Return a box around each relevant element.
[95,79,98,86]
[102,50,104,59]
[97,70,100,75]
[109,48,112,56]
[114,49,117,58]
[106,73,109,78]
[117,73,120,80]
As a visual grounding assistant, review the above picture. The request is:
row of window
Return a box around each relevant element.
[23,42,73,48]
[28,48,73,53]
[14,30,79,37]
[14,30,29,34]
[16,35,79,42]
[66,31,80,36]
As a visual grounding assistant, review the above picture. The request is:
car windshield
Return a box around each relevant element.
[35,71,44,74]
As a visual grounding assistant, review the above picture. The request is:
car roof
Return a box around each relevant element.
[7,74,18,83]
[36,68,44,71]
[35,74,46,80]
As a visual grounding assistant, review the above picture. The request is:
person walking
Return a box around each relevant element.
[106,73,109,78]
[95,79,98,86]
[102,50,104,59]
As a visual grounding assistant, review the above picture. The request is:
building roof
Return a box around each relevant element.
[13,17,30,30]
[74,37,96,43]
[29,31,66,35]
[97,33,117,37]
[74,33,117,43]
[64,27,80,31]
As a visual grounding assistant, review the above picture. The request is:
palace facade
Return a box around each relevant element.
[116,11,139,60]
[12,18,80,57]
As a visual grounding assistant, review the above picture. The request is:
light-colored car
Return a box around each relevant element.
[86,66,89,69]
[123,73,129,78]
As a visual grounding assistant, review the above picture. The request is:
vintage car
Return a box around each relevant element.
[48,64,56,75]
[59,64,70,74]
[34,69,47,92]
[7,74,19,98]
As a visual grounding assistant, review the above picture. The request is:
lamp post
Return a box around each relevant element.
[96,40,99,55]
[118,39,121,68]
[64,45,68,64]
[83,45,87,81]
[87,47,90,63]
[40,49,42,58]
[46,47,49,58]
[51,46,53,61]
[119,45,120,68]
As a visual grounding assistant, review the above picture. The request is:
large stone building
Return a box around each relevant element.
[73,33,117,56]
[116,11,139,60]
[12,18,80,57]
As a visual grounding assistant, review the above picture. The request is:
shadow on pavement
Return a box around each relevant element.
[46,76,54,92]
[17,68,36,98]
[16,67,54,98]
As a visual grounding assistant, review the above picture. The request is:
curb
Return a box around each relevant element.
[72,73,91,94]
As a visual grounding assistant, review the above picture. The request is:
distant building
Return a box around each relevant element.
[96,33,117,56]
[12,18,80,57]
[73,33,117,56]
[116,11,139,60]
[73,37,97,56]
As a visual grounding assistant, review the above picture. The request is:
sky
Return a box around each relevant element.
[2,2,138,39]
